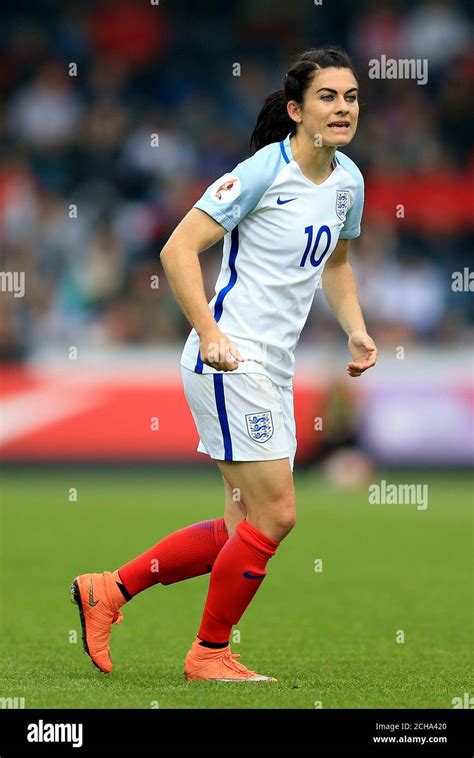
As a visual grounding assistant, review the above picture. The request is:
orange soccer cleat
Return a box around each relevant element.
[70,571,126,673]
[184,638,277,682]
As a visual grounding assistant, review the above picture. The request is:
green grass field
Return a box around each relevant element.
[0,468,472,709]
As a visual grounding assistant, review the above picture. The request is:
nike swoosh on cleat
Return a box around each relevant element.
[277,196,297,205]
[89,579,100,607]
[242,571,265,579]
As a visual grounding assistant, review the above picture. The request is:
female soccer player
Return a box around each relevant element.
[72,47,377,682]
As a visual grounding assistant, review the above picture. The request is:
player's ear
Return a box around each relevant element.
[287,100,302,124]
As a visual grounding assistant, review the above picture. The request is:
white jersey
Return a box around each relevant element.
[180,132,364,386]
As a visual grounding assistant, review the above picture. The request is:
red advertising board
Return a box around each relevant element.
[0,365,325,464]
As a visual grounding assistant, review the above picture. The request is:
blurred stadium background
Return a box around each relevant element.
[0,0,473,711]
[0,0,473,469]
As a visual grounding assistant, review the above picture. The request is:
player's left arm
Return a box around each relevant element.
[322,238,377,378]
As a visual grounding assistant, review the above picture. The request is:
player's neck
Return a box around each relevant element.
[290,134,336,186]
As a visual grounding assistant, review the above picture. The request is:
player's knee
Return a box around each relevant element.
[248,499,295,542]
[275,510,296,538]
[272,496,296,538]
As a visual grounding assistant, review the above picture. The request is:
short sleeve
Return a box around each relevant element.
[337,154,364,240]
[193,144,284,232]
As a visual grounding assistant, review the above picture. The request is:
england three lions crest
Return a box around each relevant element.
[245,411,274,443]
[335,190,350,221]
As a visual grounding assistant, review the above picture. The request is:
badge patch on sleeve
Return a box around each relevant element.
[245,411,274,443]
[211,174,241,203]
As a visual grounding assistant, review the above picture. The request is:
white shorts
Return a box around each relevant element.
[181,366,297,471]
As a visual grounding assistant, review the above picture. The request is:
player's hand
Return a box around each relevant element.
[347,330,377,378]
[199,326,245,372]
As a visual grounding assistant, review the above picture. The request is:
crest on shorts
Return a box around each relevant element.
[245,410,274,443]
[335,190,350,221]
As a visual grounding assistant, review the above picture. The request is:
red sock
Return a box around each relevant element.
[197,519,279,644]
[117,518,228,596]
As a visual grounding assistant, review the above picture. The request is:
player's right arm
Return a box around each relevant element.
[160,207,244,371]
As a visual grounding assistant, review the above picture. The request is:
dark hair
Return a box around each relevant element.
[250,47,358,153]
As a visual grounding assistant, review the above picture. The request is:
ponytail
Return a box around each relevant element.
[250,46,358,153]
[250,89,295,155]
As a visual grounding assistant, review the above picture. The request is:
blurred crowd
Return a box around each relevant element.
[0,0,473,360]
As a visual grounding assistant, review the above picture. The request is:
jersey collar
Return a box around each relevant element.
[280,133,293,164]
[282,131,340,175]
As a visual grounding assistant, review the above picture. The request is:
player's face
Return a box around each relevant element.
[299,67,359,147]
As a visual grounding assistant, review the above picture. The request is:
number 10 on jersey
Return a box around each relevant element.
[299,225,332,268]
